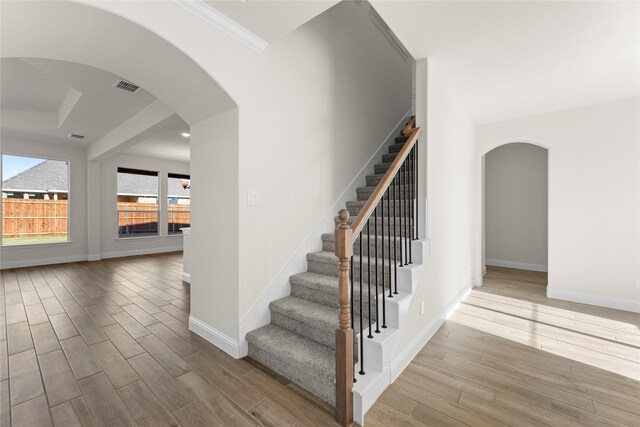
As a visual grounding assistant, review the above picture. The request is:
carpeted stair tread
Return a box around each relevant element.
[321,232,407,254]
[246,124,417,407]
[290,271,376,305]
[270,296,368,353]
[270,296,337,330]
[246,324,335,405]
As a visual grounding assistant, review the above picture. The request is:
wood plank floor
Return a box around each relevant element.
[366,267,640,426]
[2,256,639,426]
[0,253,338,427]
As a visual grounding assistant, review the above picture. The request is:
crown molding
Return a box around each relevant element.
[174,0,268,51]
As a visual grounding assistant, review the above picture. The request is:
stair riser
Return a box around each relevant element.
[356,186,413,201]
[336,219,404,236]
[381,153,399,163]
[347,203,415,218]
[289,283,381,315]
[374,163,415,174]
[323,237,406,257]
[270,312,363,363]
[334,217,411,234]
[366,172,414,186]
[248,344,335,406]
[308,258,411,283]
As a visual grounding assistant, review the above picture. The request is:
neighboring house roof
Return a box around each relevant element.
[2,160,69,193]
[1,159,190,198]
[117,173,190,198]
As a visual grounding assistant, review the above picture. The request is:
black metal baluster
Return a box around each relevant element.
[358,232,364,376]
[382,191,387,328]
[388,186,393,299]
[403,158,409,266]
[409,147,413,264]
[350,256,356,383]
[350,257,354,330]
[367,221,373,339]
[415,140,419,240]
[374,207,380,334]
[393,176,399,294]
[399,161,404,266]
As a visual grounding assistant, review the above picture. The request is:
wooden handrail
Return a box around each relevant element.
[350,126,420,239]
[334,117,420,426]
[401,116,415,136]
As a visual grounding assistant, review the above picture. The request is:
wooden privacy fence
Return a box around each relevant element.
[1,200,190,238]
[117,202,190,235]
[2,199,68,238]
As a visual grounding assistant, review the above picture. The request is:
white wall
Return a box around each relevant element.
[2,1,411,343]
[98,153,190,258]
[190,109,240,341]
[485,143,548,271]
[396,59,475,353]
[475,97,640,310]
[236,1,412,330]
[0,137,88,267]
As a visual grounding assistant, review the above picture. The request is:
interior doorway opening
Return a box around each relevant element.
[482,142,549,281]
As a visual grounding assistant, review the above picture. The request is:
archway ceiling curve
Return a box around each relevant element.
[1,0,237,126]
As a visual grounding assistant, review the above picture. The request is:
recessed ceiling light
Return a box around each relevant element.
[181,132,190,138]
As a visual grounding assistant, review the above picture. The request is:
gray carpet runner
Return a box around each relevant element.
[246,134,411,406]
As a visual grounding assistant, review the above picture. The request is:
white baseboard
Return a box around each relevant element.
[0,246,183,269]
[0,254,88,269]
[390,281,472,381]
[100,245,183,260]
[182,272,191,283]
[237,110,413,357]
[547,287,640,313]
[189,315,240,358]
[486,259,547,272]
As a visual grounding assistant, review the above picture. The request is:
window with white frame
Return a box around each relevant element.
[1,154,70,245]
[117,167,159,238]
[167,173,190,234]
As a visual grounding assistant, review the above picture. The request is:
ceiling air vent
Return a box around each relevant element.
[113,80,140,93]
[68,133,85,140]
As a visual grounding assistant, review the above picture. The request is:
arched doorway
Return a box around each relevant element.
[1,0,241,343]
[481,142,549,281]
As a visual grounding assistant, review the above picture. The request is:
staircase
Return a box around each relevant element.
[246,120,423,423]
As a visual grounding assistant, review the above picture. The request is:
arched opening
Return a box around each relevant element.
[1,0,241,343]
[481,142,549,284]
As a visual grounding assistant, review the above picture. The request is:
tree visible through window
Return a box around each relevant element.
[1,154,70,245]
[117,167,159,237]
[168,173,190,234]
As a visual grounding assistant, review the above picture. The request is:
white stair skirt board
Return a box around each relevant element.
[486,258,548,272]
[182,272,191,283]
[547,287,640,313]
[189,315,240,358]
[237,110,413,357]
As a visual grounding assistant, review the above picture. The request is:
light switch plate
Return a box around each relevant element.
[247,191,260,206]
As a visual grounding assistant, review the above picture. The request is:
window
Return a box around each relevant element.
[1,154,70,245]
[168,173,190,234]
[117,167,159,238]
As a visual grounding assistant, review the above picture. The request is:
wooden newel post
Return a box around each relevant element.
[335,209,353,426]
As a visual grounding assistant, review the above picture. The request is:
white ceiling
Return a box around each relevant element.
[205,0,339,43]
[371,0,640,124]
[1,58,190,162]
[1,59,70,112]
[123,114,191,163]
